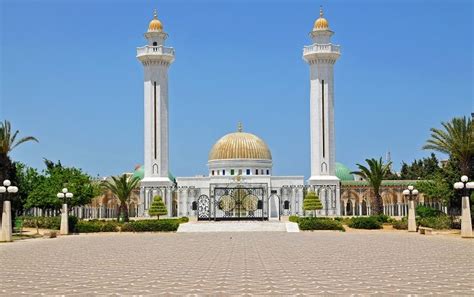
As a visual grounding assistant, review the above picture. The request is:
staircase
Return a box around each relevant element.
[177,221,299,233]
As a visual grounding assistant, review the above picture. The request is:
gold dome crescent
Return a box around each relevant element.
[148,9,163,32]
[209,131,272,161]
[313,6,329,30]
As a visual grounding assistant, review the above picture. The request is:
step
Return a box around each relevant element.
[177,221,299,233]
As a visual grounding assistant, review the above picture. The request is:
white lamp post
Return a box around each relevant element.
[57,188,73,235]
[453,175,473,238]
[403,185,419,232]
[0,180,19,242]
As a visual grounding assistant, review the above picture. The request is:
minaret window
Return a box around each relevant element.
[222,170,226,175]
[152,41,158,46]
[255,169,259,175]
[231,169,235,175]
[246,169,250,175]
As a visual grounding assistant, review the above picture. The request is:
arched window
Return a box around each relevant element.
[152,41,158,46]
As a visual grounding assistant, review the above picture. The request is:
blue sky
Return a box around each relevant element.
[1,0,472,178]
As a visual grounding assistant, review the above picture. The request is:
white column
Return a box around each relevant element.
[291,188,296,215]
[183,189,188,216]
[297,188,304,215]
[358,203,362,217]
[408,200,416,232]
[60,203,68,235]
[1,201,12,242]
[166,188,172,217]
[461,196,473,238]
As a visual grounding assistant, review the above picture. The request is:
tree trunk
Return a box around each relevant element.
[373,193,384,215]
[123,203,129,222]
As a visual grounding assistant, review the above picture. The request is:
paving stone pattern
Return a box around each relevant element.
[1,232,473,295]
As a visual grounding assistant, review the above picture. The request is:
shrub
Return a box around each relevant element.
[373,214,390,223]
[20,216,61,230]
[348,217,382,229]
[289,215,299,223]
[149,196,168,219]
[416,205,444,219]
[333,217,352,225]
[76,221,103,233]
[298,217,345,231]
[121,219,180,232]
[76,220,120,233]
[418,216,451,229]
[68,216,78,233]
[180,217,190,223]
[303,191,323,216]
[392,217,408,230]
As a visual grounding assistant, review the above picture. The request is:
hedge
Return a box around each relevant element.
[19,216,77,233]
[76,220,120,233]
[392,217,408,230]
[298,217,345,231]
[289,215,299,223]
[121,219,180,232]
[348,217,382,229]
[418,216,451,229]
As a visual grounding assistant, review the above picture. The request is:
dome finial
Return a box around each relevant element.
[320,5,323,17]
[237,122,243,132]
[153,8,158,19]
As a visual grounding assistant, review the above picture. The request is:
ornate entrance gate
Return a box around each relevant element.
[197,183,267,221]
[197,194,211,220]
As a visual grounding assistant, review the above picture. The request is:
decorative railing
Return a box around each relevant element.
[137,45,175,56]
[303,44,340,55]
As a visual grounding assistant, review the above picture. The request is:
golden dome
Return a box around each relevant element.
[148,9,163,32]
[314,7,329,30]
[209,123,272,161]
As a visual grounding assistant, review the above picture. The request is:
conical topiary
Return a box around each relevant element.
[303,191,323,217]
[149,196,168,219]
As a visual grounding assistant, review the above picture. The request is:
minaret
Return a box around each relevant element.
[303,7,341,216]
[137,10,175,216]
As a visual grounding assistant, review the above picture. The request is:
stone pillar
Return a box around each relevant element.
[60,203,69,235]
[461,195,473,238]
[408,200,416,232]
[297,188,303,215]
[358,203,362,217]
[291,188,296,215]
[397,203,401,217]
[166,188,172,217]
[1,200,12,242]
[183,189,188,216]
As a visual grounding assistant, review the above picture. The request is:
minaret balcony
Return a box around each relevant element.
[303,43,340,63]
[137,45,175,64]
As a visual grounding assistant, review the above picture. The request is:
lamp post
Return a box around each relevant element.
[453,175,473,238]
[403,185,419,232]
[57,188,73,235]
[0,180,19,242]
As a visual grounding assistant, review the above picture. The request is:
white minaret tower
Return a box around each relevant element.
[303,7,341,216]
[137,10,175,217]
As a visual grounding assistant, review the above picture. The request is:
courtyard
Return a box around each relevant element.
[1,232,473,295]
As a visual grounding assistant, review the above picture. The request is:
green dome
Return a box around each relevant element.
[335,163,354,181]
[132,165,175,183]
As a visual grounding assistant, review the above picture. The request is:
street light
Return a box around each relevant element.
[0,180,19,242]
[453,175,473,238]
[57,188,73,235]
[403,185,419,232]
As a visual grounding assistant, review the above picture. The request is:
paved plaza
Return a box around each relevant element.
[1,231,473,295]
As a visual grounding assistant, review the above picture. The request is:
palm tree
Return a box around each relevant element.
[423,116,474,175]
[0,120,38,156]
[101,174,140,222]
[351,158,392,215]
[0,120,38,183]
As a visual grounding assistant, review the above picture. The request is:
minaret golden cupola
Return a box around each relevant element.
[313,6,329,30]
[148,9,163,32]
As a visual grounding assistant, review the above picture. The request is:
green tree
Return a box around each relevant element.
[303,191,323,217]
[148,195,167,219]
[24,159,97,212]
[101,174,140,222]
[400,153,441,180]
[423,116,474,175]
[352,158,392,215]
